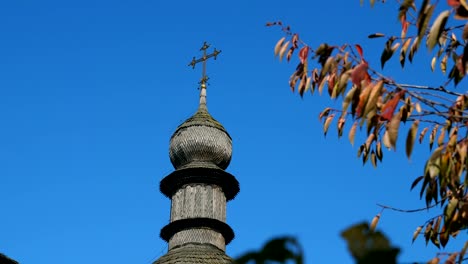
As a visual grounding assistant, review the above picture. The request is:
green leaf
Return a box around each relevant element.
[406,120,419,159]
[427,10,450,52]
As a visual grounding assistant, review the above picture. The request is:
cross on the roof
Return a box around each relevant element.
[188,42,221,87]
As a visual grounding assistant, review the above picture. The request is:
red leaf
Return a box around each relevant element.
[448,0,460,7]
[355,44,364,60]
[299,46,309,64]
[381,90,405,121]
[351,61,370,86]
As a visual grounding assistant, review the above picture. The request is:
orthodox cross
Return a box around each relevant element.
[188,42,221,87]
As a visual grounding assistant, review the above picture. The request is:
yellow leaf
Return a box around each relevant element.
[279,41,290,61]
[426,257,440,264]
[440,54,447,74]
[274,37,286,57]
[431,56,436,72]
[370,213,380,231]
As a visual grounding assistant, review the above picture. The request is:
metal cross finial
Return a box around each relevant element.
[188,42,221,87]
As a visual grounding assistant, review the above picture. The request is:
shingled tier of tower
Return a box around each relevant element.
[154,44,239,264]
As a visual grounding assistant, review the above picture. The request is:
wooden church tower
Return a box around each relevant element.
[154,43,239,264]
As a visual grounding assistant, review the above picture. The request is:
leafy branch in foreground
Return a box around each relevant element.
[267,0,468,257]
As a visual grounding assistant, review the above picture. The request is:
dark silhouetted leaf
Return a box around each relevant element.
[410,175,424,190]
[368,33,385,38]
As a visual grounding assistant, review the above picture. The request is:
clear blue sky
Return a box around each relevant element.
[0,0,465,263]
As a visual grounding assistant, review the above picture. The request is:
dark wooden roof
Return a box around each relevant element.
[153,243,234,264]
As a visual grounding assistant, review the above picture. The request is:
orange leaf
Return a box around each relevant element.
[381,90,405,121]
[370,213,381,231]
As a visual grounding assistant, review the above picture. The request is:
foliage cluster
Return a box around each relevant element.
[267,0,468,262]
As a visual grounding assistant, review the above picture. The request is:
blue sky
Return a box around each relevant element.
[0,0,465,263]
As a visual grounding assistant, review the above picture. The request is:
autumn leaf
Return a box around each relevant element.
[279,41,290,61]
[349,121,358,146]
[370,213,381,231]
[417,2,435,43]
[355,44,364,60]
[350,61,369,86]
[427,10,450,52]
[381,90,405,121]
[412,225,423,243]
[274,37,286,56]
[323,114,335,136]
[362,80,384,118]
[386,112,401,150]
[406,120,419,159]
[381,37,396,69]
[400,38,412,67]
[419,127,429,143]
[298,46,309,64]
[368,33,385,38]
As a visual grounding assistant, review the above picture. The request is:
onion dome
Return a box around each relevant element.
[169,83,232,170]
